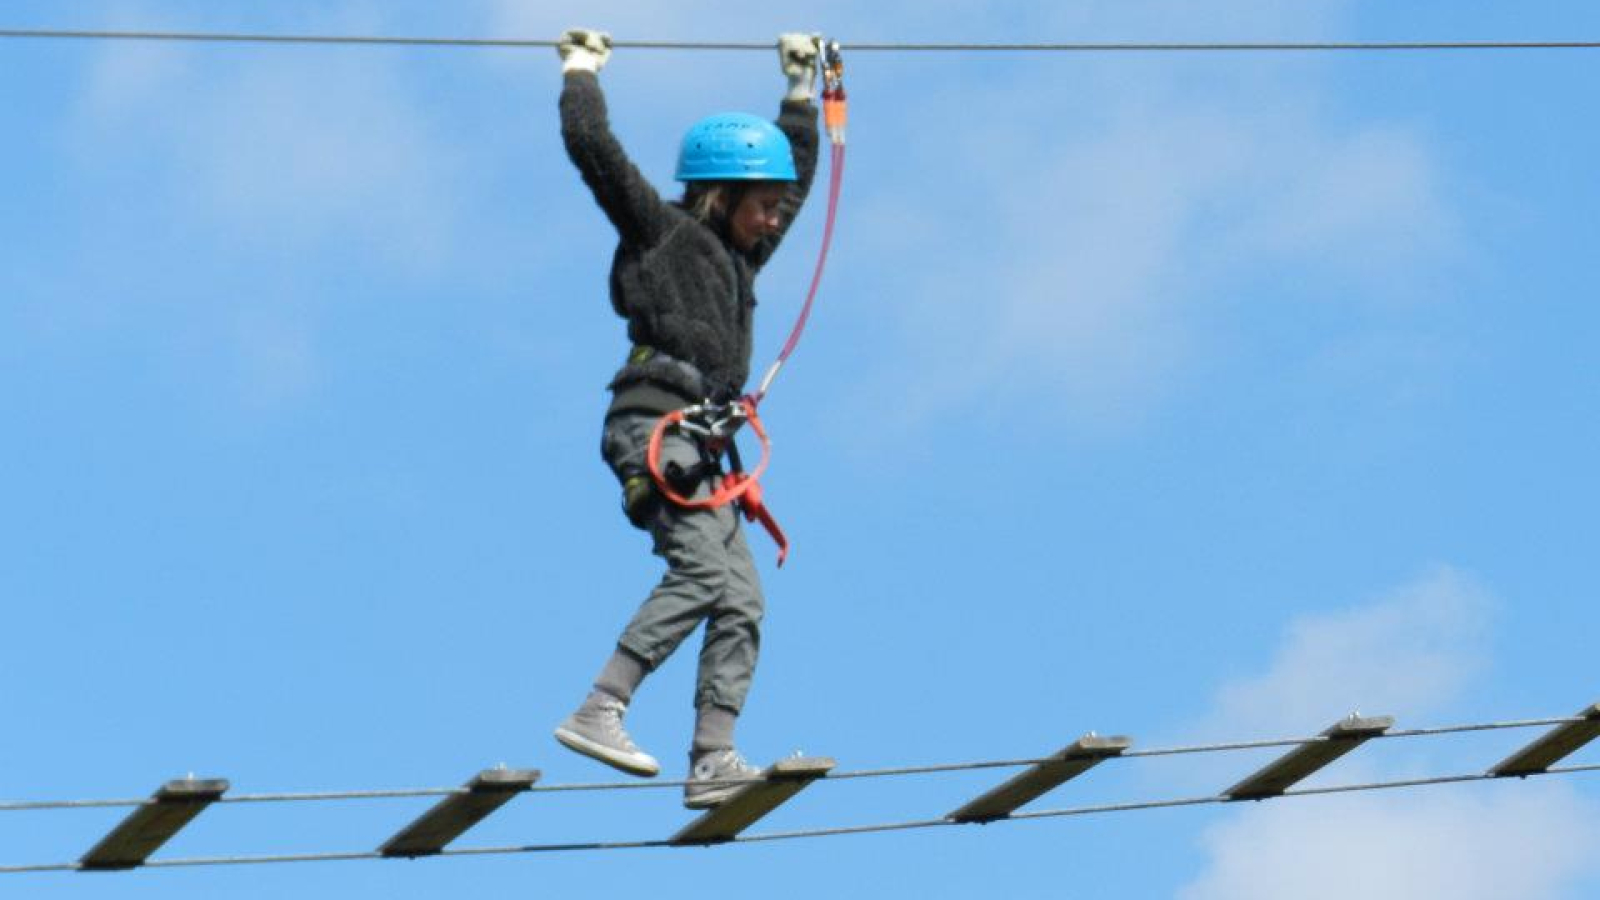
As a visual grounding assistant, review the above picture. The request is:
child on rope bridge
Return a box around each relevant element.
[552,28,821,810]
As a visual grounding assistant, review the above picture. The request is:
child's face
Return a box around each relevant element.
[727,183,788,252]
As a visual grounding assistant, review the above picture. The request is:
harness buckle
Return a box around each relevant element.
[676,399,750,454]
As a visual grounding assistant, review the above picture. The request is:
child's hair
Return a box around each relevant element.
[680,181,748,225]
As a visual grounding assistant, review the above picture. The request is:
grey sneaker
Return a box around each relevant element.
[554,695,660,777]
[683,748,763,810]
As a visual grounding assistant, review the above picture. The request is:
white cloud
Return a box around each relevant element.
[78,38,185,115]
[64,7,475,406]
[1219,124,1454,275]
[847,85,1453,430]
[1177,568,1600,899]
[198,68,453,256]
[1181,787,1600,900]
[75,44,463,269]
[1202,566,1492,738]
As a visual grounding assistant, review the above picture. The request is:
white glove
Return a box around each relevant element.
[558,28,612,74]
[778,33,821,102]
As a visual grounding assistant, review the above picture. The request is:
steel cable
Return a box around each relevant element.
[3,29,1600,53]
[2,763,1595,873]
[0,712,1587,812]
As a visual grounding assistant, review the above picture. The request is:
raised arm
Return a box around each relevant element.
[748,35,822,268]
[557,29,673,247]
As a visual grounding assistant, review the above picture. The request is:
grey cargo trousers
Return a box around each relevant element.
[601,411,765,713]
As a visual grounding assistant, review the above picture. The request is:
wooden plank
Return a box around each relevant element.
[670,757,834,846]
[1489,703,1600,777]
[380,768,540,858]
[79,778,229,871]
[948,734,1132,823]
[1225,715,1393,800]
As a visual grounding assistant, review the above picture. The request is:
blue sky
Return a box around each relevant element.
[3,1,1598,897]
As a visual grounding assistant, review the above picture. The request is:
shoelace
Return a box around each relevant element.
[594,702,642,752]
[697,749,757,780]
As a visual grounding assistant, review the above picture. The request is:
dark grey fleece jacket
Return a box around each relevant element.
[560,71,818,411]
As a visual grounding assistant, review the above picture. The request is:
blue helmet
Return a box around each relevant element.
[675,112,796,182]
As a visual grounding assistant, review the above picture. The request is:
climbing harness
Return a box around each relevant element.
[645,399,786,562]
[646,38,848,566]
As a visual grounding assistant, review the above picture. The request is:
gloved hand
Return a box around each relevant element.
[778,33,821,102]
[558,28,612,74]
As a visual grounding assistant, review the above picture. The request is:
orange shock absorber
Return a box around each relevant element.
[821,40,847,145]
